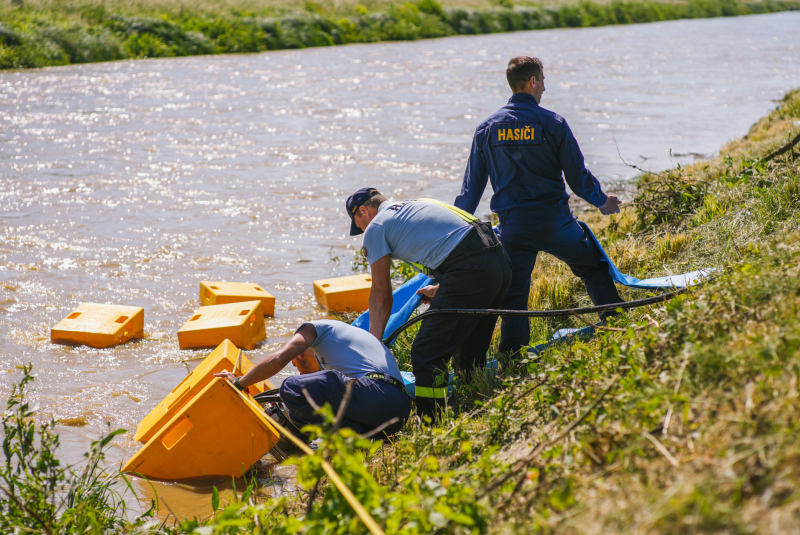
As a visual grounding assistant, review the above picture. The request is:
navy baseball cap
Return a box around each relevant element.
[346,187,380,236]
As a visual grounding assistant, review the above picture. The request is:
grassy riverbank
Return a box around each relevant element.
[1,0,798,70]
[3,89,799,533]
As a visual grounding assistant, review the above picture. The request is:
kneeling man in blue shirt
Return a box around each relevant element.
[216,319,410,438]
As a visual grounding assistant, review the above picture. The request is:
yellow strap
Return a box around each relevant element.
[391,198,478,224]
[404,261,432,276]
[415,198,478,223]
[415,386,449,399]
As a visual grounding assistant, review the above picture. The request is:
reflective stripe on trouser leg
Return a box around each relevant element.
[414,386,449,399]
[413,388,448,424]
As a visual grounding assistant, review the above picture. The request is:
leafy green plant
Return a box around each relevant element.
[634,169,709,232]
[0,364,154,534]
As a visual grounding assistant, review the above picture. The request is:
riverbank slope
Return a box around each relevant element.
[1,0,798,70]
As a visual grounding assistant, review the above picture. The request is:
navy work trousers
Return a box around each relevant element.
[497,208,623,355]
[280,370,411,438]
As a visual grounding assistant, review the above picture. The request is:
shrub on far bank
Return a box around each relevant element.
[1,0,799,70]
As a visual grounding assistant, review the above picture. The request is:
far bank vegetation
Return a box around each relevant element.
[1,0,798,69]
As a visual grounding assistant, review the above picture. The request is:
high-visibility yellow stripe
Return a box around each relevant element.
[391,198,478,224]
[405,261,432,276]
[415,198,478,223]
[415,386,449,399]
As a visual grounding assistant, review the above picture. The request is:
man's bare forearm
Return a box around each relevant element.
[236,332,311,387]
[238,352,287,387]
[368,292,392,341]
[368,254,393,341]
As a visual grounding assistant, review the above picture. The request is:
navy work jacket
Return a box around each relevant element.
[454,92,607,216]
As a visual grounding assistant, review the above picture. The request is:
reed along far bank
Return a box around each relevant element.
[1,0,799,70]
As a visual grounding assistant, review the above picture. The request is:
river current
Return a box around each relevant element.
[1,11,799,518]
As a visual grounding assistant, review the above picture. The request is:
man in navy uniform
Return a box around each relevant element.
[454,56,624,356]
[345,188,511,421]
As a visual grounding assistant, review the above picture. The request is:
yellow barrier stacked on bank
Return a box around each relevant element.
[177,301,266,350]
[51,303,144,348]
[123,340,279,480]
[200,281,276,317]
[134,339,275,443]
[313,273,372,313]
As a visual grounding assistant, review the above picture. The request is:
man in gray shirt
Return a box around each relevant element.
[216,319,410,438]
[345,187,511,421]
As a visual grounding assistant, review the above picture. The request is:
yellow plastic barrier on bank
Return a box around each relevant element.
[177,301,266,350]
[123,339,279,480]
[200,281,276,317]
[122,379,279,480]
[134,339,275,443]
[313,273,372,313]
[51,303,144,348]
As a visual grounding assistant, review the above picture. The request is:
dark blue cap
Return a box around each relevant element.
[345,187,380,236]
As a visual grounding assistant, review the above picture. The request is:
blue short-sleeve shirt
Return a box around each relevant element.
[362,200,472,270]
[301,319,403,383]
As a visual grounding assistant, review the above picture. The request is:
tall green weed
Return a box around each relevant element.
[0,364,154,533]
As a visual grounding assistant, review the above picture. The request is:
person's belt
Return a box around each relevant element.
[365,372,409,397]
[426,220,501,278]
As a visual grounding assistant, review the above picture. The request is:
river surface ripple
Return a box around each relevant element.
[1,11,799,517]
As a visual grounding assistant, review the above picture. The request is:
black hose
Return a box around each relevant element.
[253,389,280,402]
[384,288,685,345]
[254,395,283,404]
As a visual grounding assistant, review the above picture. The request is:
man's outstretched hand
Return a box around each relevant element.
[599,195,621,215]
[214,371,237,384]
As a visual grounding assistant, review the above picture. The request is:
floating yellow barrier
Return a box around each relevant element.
[200,281,276,317]
[313,273,372,313]
[134,339,275,443]
[177,301,266,350]
[51,303,144,348]
[122,377,279,480]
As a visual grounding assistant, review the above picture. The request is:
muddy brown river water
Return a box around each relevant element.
[1,11,799,519]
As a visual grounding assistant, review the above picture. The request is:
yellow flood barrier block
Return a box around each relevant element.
[177,301,266,350]
[313,273,372,313]
[200,281,276,317]
[51,303,144,348]
[134,339,276,444]
[122,378,279,480]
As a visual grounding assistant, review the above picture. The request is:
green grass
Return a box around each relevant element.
[1,0,798,69]
[0,365,155,534]
[2,91,800,532]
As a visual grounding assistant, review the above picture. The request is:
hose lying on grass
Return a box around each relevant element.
[383,287,687,345]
